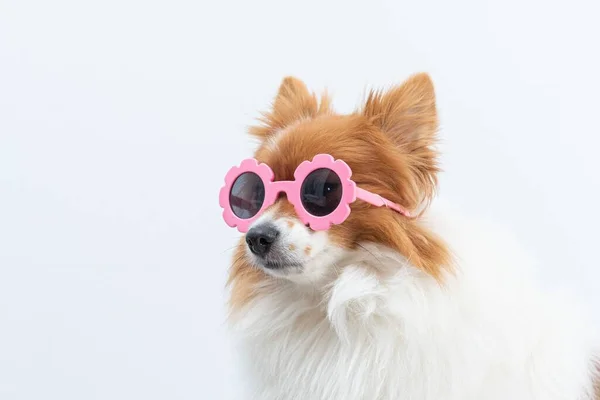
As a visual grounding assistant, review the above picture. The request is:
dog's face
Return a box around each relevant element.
[228,74,451,309]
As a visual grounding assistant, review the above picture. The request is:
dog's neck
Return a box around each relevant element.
[230,243,444,342]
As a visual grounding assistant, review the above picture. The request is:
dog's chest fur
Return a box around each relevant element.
[230,213,598,400]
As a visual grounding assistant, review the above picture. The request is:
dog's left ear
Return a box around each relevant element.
[362,73,440,203]
[250,77,331,139]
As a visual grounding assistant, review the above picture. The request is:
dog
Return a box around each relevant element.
[221,73,599,399]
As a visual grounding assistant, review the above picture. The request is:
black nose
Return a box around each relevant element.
[246,224,279,257]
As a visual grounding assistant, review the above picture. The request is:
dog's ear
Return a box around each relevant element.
[362,73,440,203]
[250,77,331,139]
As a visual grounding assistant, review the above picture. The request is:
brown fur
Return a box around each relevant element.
[227,238,269,312]
[362,73,440,204]
[249,77,332,139]
[228,73,452,314]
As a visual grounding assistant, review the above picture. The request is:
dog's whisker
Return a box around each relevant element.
[220,245,239,255]
[356,243,385,269]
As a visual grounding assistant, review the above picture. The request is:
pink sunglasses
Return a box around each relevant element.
[219,154,411,232]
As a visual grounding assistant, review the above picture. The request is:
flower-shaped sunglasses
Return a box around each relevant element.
[219,154,411,232]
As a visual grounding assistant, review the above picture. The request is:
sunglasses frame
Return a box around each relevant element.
[219,154,411,233]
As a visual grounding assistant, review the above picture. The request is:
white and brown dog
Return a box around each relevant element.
[223,73,599,400]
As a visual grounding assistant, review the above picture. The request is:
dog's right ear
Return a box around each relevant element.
[249,77,331,139]
[361,73,440,205]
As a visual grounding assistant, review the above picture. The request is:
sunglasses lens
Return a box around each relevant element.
[229,172,265,219]
[300,168,343,217]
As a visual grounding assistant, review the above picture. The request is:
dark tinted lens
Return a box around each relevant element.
[300,168,343,217]
[229,172,265,219]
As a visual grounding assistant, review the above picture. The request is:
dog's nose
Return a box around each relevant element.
[246,224,280,257]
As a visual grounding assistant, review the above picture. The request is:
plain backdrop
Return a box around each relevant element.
[1,0,599,399]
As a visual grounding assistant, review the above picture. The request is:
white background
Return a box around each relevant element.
[1,0,599,399]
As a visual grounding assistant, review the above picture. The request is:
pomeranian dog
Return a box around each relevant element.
[220,73,599,400]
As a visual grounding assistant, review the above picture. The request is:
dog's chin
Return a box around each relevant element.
[254,253,341,285]
[247,241,349,284]
[258,261,304,278]
[252,253,319,283]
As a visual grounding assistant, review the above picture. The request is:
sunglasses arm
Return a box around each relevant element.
[355,188,412,218]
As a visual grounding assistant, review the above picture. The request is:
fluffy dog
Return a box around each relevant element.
[224,74,599,400]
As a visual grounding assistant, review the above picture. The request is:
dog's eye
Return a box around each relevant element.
[303,175,339,197]
[300,168,343,216]
[324,182,339,193]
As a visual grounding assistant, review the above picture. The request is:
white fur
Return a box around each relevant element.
[229,203,599,400]
[246,208,344,283]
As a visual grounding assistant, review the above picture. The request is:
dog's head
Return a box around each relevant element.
[227,74,450,310]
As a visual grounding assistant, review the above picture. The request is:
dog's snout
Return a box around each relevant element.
[246,224,280,257]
